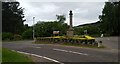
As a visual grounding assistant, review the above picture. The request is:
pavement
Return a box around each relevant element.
[2,37,119,63]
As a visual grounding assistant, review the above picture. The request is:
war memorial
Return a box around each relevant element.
[35,10,99,47]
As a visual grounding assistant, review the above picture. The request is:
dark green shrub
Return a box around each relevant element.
[2,32,13,40]
[22,29,33,39]
[13,34,22,40]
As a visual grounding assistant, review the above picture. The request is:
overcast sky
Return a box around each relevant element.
[16,0,106,26]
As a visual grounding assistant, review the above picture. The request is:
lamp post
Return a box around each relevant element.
[33,17,35,41]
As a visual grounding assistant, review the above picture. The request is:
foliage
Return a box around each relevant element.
[74,25,100,36]
[2,2,26,34]
[56,15,66,23]
[99,2,120,36]
[35,21,69,37]
[22,21,69,39]
[13,34,22,40]
[22,28,33,39]
[2,32,13,40]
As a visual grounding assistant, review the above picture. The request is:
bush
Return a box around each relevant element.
[74,26,100,35]
[2,32,13,40]
[22,29,33,39]
[13,34,22,40]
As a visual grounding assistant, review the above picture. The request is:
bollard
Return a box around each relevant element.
[98,41,102,47]
[34,38,36,43]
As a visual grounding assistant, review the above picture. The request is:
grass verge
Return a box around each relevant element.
[2,48,33,64]
[34,42,105,49]
[62,43,105,49]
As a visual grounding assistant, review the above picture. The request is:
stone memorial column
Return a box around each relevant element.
[69,10,73,29]
[67,10,74,37]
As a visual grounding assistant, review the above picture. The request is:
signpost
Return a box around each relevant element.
[53,31,60,36]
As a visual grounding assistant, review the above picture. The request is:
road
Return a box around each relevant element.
[96,37,119,50]
[2,37,119,63]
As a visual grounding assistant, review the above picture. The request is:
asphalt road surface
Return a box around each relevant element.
[2,37,119,63]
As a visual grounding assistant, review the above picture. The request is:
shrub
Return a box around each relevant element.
[13,34,22,40]
[22,29,33,39]
[2,32,13,40]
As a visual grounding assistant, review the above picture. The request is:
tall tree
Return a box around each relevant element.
[2,2,25,34]
[99,2,120,36]
[56,15,66,23]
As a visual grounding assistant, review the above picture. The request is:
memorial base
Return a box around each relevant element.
[67,30,74,37]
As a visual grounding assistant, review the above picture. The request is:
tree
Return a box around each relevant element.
[34,21,68,37]
[22,21,69,39]
[56,15,66,23]
[99,2,120,36]
[74,25,100,36]
[2,2,25,34]
[22,28,33,39]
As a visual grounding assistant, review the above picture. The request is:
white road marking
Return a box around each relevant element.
[12,50,64,64]
[35,47,41,48]
[53,48,88,56]
[54,49,68,52]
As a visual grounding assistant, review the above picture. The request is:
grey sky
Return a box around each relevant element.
[17,1,105,26]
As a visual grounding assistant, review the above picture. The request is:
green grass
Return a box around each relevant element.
[62,43,105,48]
[2,48,33,64]
[35,42,105,49]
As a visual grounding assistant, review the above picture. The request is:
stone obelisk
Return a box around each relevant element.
[67,10,74,37]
